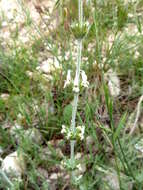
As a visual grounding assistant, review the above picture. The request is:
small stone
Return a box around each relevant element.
[42,146,63,160]
[24,128,43,145]
[2,121,12,129]
[10,124,23,142]
[36,58,61,74]
[1,151,26,179]
[49,173,58,180]
[105,69,120,97]
[65,174,70,180]
[128,13,134,18]
[26,70,34,79]
[0,93,10,101]
[10,126,43,145]
[74,163,86,176]
[55,148,64,158]
[98,168,133,190]
[104,171,120,190]
[86,136,94,146]
[47,139,63,147]
[38,167,48,179]
[75,152,82,160]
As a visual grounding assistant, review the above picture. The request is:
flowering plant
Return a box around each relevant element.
[61,0,89,184]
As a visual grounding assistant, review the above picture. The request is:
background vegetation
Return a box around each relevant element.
[0,0,143,189]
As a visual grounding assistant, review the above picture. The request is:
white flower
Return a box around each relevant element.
[64,70,72,88]
[66,130,72,140]
[73,75,80,93]
[61,125,66,134]
[77,125,85,140]
[81,70,89,88]
[76,164,82,171]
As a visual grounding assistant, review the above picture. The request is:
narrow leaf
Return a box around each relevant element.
[113,113,127,141]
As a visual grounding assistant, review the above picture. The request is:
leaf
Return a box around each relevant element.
[117,4,128,29]
[113,113,127,141]
[104,84,113,124]
[54,0,61,9]
[63,104,72,123]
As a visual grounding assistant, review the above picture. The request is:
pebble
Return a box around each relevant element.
[1,151,26,179]
[0,93,10,101]
[24,128,43,145]
[10,125,43,145]
[49,173,58,180]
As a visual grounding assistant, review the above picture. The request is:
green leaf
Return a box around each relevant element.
[104,84,113,124]
[117,4,128,29]
[63,104,72,123]
[113,112,127,141]
[54,0,61,9]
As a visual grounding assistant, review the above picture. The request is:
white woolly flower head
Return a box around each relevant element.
[64,70,72,88]
[81,70,89,88]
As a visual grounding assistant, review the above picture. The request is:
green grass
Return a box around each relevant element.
[0,0,143,189]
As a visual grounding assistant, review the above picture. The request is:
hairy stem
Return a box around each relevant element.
[70,0,83,162]
[71,39,82,132]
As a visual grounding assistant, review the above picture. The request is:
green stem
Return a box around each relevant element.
[0,170,14,187]
[117,138,139,184]
[79,0,83,26]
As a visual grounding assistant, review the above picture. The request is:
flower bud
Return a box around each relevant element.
[64,70,72,88]
[81,70,89,88]
[71,21,90,39]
